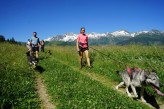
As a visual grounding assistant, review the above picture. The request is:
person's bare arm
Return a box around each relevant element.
[76,38,79,51]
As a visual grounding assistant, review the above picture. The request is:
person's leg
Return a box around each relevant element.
[79,51,83,69]
[35,46,39,62]
[31,47,34,57]
[84,50,91,67]
[36,51,39,58]
[43,46,44,52]
[41,47,43,52]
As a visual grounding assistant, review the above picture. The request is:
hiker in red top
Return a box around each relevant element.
[76,27,91,69]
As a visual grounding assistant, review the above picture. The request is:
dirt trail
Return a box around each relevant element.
[35,75,55,109]
[160,104,164,109]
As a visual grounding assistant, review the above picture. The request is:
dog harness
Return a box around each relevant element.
[126,67,140,80]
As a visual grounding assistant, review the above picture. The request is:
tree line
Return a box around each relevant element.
[0,35,22,45]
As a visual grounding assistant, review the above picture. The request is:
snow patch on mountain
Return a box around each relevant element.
[60,33,77,42]
[44,30,164,42]
[111,30,130,36]
[44,37,53,42]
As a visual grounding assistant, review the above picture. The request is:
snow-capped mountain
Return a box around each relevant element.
[44,29,164,42]
[44,35,64,42]
[111,30,130,36]
[61,33,77,42]
[44,37,53,42]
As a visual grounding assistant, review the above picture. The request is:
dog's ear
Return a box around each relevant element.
[116,70,120,75]
[144,69,150,78]
[152,69,156,73]
[145,69,150,73]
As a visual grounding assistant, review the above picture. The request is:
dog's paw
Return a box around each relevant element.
[128,94,132,97]
[115,86,119,90]
[134,94,138,98]
[141,97,146,103]
[141,99,146,103]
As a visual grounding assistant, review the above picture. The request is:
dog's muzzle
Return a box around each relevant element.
[149,83,164,96]
[31,61,38,68]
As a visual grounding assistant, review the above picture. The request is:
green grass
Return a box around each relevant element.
[1,42,164,108]
[46,45,164,87]
[40,57,150,109]
[0,43,40,108]
[39,44,164,108]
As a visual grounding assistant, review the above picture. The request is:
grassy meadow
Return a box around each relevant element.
[0,43,40,108]
[40,44,164,108]
[0,42,164,108]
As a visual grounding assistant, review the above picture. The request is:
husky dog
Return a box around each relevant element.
[26,51,38,69]
[116,67,164,102]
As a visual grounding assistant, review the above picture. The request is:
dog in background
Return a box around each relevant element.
[116,67,164,102]
[26,51,38,69]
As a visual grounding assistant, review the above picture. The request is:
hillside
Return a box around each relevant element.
[0,42,40,108]
[118,33,164,45]
[40,45,164,108]
[1,42,164,108]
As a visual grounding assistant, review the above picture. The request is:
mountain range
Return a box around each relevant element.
[44,29,164,45]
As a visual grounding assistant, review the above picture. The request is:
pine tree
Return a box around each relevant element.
[0,35,5,42]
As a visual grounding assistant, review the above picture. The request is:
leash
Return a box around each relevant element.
[89,46,110,58]
[89,46,125,65]
[89,46,146,75]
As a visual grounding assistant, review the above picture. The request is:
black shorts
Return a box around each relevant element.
[32,46,39,52]
[79,47,89,52]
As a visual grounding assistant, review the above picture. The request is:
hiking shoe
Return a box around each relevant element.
[80,66,82,70]
[88,66,92,69]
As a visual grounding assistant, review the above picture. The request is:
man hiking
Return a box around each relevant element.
[31,32,40,62]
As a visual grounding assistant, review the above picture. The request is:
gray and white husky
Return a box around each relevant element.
[116,67,164,102]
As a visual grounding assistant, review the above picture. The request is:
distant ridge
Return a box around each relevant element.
[44,29,164,45]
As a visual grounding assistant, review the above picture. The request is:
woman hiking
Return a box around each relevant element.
[76,27,91,69]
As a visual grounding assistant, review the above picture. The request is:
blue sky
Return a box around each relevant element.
[0,0,164,42]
